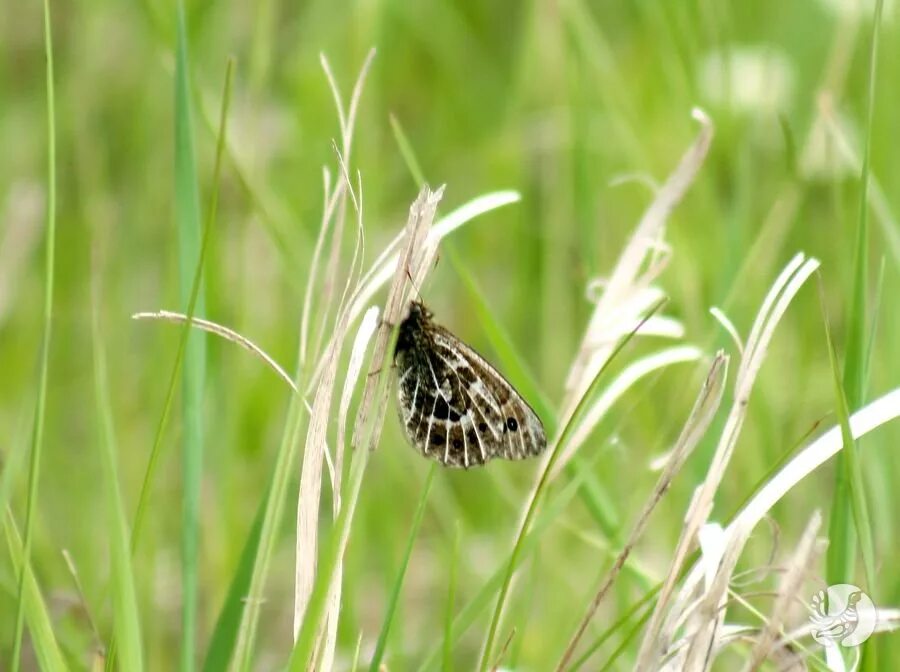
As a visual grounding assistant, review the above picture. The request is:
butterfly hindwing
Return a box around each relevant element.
[394,301,547,468]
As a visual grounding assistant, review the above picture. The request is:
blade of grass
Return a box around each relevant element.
[443,521,460,672]
[443,243,552,422]
[827,0,883,589]
[11,0,56,666]
[92,291,144,670]
[5,512,66,672]
[291,186,445,670]
[389,112,426,189]
[368,464,436,671]
[567,585,659,672]
[202,480,270,672]
[415,440,612,672]
[232,390,307,670]
[821,285,877,668]
[174,5,206,667]
[822,287,876,592]
[126,47,232,672]
[126,44,234,672]
[478,299,667,671]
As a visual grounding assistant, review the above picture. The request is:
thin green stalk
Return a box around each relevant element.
[821,287,877,671]
[127,46,232,668]
[5,512,66,672]
[369,464,437,671]
[827,0,883,591]
[416,417,617,672]
[478,300,667,670]
[234,391,307,670]
[566,586,658,671]
[174,5,206,667]
[11,0,56,666]
[389,113,427,188]
[443,522,461,672]
[202,480,270,672]
[93,296,144,671]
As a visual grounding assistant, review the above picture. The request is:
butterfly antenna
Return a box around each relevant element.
[406,268,424,304]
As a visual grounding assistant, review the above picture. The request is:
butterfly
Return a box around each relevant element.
[393,301,547,468]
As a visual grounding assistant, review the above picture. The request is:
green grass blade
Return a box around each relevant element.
[827,0,884,589]
[821,290,877,667]
[444,244,553,424]
[5,512,66,672]
[202,481,270,672]
[368,464,436,671]
[567,586,658,671]
[442,521,460,672]
[416,441,613,672]
[174,5,206,667]
[11,0,57,667]
[478,300,666,670]
[389,113,426,189]
[92,306,144,670]
[129,51,233,556]
[233,393,307,670]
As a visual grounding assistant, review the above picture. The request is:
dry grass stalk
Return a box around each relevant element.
[132,310,298,393]
[305,50,376,368]
[634,254,820,671]
[744,511,824,671]
[291,52,377,657]
[318,305,379,671]
[556,352,729,671]
[477,109,715,669]
[343,190,521,332]
[553,345,702,477]
[546,110,713,486]
[561,108,713,425]
[352,185,445,452]
[299,184,444,670]
[645,383,900,671]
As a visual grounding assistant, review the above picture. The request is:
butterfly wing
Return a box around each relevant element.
[424,326,546,467]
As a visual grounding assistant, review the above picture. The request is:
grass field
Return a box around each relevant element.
[2,0,900,670]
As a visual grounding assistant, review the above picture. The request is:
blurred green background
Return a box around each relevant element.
[2,0,899,669]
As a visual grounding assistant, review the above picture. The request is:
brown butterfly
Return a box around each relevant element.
[393,301,547,468]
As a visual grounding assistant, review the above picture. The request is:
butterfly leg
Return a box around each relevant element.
[367,362,397,378]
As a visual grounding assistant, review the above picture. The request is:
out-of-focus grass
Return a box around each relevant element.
[2,0,900,669]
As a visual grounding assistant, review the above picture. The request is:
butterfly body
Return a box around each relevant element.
[394,301,547,468]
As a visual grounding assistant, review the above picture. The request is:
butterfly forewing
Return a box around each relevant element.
[394,302,547,468]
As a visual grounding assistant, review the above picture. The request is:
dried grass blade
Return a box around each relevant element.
[318,307,379,672]
[345,190,520,328]
[132,311,298,393]
[744,512,824,671]
[352,185,445,451]
[636,256,819,670]
[555,345,703,475]
[557,352,728,671]
[564,109,713,411]
[288,185,443,670]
